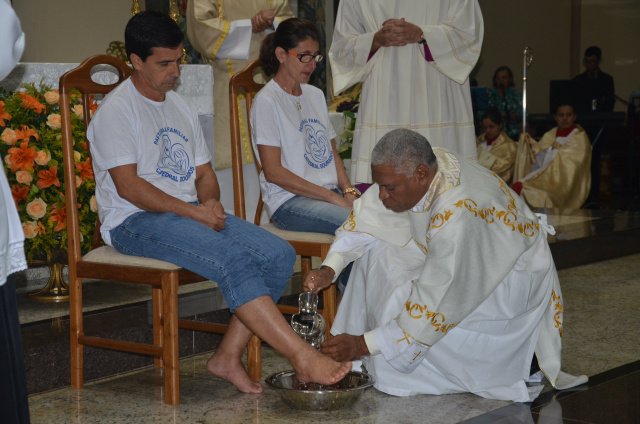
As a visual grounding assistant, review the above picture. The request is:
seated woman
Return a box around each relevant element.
[487,66,523,140]
[476,107,517,185]
[250,18,356,291]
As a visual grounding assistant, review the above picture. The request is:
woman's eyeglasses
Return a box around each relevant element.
[287,50,324,63]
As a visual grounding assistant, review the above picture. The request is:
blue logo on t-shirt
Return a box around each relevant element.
[300,119,333,169]
[154,128,194,182]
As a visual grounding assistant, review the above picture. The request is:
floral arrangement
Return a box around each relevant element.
[328,83,361,161]
[0,82,98,262]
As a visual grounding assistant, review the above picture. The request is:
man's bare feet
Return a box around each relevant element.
[291,348,352,385]
[206,351,263,394]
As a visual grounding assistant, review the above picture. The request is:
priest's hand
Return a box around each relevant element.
[371,18,423,54]
[252,9,275,33]
[303,266,334,293]
[320,334,370,362]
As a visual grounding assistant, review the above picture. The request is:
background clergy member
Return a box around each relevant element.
[329,0,484,184]
[476,106,517,185]
[512,103,591,209]
[304,129,587,401]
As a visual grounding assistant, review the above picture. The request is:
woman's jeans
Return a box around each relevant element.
[110,210,296,312]
[271,190,353,292]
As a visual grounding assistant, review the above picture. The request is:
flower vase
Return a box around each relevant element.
[291,292,326,349]
[27,262,69,303]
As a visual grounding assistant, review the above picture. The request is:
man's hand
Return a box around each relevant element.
[371,18,423,53]
[251,9,275,33]
[320,334,370,362]
[303,266,335,293]
[194,198,226,231]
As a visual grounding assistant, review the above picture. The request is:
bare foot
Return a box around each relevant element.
[206,352,263,393]
[291,348,352,385]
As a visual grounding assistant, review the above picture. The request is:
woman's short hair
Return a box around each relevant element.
[259,18,320,76]
[492,65,515,88]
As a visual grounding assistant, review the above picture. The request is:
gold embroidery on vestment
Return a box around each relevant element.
[397,330,411,345]
[343,210,356,231]
[551,290,564,338]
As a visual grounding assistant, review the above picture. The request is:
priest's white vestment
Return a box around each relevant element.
[329,0,483,184]
[324,149,587,401]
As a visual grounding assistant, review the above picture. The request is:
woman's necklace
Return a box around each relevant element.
[276,79,302,110]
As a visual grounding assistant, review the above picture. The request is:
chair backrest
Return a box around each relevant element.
[59,55,132,264]
[229,59,266,224]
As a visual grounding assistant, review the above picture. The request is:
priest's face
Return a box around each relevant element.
[554,105,577,131]
[372,163,431,213]
[130,44,183,102]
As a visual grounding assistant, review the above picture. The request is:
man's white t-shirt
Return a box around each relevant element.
[250,79,338,217]
[87,78,212,245]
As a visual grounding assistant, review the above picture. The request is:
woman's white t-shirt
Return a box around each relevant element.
[250,79,338,217]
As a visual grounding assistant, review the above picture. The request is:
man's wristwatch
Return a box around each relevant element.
[343,187,362,198]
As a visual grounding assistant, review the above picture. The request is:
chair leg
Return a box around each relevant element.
[301,256,312,276]
[152,287,163,368]
[162,273,180,405]
[69,275,84,389]
[247,335,262,381]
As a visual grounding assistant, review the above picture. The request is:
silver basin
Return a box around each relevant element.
[265,370,374,411]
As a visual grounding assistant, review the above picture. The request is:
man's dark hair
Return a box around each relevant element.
[555,102,576,114]
[125,11,183,62]
[482,107,503,125]
[259,18,321,76]
[584,46,602,59]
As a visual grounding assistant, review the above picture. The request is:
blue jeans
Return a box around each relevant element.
[271,189,350,235]
[110,210,296,312]
[271,190,352,291]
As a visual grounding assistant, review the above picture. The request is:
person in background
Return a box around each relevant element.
[186,0,293,170]
[251,18,356,295]
[88,11,350,394]
[476,107,517,185]
[572,46,615,114]
[512,103,591,209]
[0,0,30,422]
[329,0,484,185]
[487,65,522,140]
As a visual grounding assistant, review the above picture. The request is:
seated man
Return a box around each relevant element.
[87,11,350,393]
[304,129,587,401]
[512,103,591,209]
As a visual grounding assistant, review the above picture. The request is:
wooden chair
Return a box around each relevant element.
[229,60,337,380]
[60,55,258,405]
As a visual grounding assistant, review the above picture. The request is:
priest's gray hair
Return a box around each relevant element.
[371,129,438,177]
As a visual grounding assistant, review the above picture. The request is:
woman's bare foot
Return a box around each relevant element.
[206,351,263,394]
[291,348,351,385]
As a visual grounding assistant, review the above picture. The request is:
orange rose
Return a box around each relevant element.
[2,128,17,145]
[15,170,33,185]
[22,221,38,239]
[26,197,47,219]
[46,113,62,129]
[44,90,60,105]
[73,104,84,117]
[90,195,98,212]
[34,150,51,166]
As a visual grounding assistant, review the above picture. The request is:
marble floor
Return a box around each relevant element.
[23,252,640,424]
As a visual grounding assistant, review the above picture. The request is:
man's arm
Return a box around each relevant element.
[109,163,226,231]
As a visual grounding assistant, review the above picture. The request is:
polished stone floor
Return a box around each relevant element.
[22,251,640,423]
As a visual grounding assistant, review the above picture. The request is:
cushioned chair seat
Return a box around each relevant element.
[259,223,335,244]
